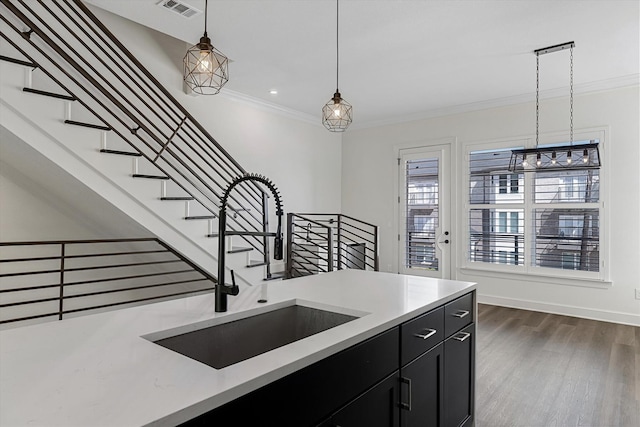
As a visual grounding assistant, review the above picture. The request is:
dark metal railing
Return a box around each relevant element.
[286,213,379,278]
[0,238,216,328]
[0,0,270,263]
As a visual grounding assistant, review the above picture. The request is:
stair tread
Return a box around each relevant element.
[64,119,111,131]
[23,87,76,101]
[185,215,216,220]
[132,174,169,180]
[160,196,194,201]
[264,272,285,281]
[228,246,252,254]
[246,260,268,268]
[100,149,142,157]
[0,55,37,68]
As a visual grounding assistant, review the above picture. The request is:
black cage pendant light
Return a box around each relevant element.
[508,42,600,172]
[322,0,353,132]
[183,0,229,95]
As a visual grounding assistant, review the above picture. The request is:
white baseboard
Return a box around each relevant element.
[478,294,640,327]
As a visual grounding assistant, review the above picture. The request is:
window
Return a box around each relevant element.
[469,148,524,266]
[558,214,584,238]
[497,212,507,232]
[467,139,604,278]
[495,174,520,195]
[405,157,439,270]
[495,174,520,194]
[509,212,520,233]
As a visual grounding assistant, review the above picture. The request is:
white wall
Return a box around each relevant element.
[0,128,151,241]
[342,86,640,325]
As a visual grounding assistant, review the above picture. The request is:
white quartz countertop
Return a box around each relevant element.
[0,270,475,426]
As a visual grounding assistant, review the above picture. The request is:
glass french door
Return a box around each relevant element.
[399,145,451,279]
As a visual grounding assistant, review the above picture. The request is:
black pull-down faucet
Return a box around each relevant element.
[216,173,284,312]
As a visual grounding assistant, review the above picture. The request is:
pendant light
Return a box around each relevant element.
[183,0,229,95]
[508,42,601,171]
[322,0,353,132]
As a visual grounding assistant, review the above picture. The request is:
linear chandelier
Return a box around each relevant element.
[322,0,353,132]
[509,42,601,172]
[183,0,229,95]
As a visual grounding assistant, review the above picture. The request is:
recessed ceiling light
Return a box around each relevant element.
[269,90,278,95]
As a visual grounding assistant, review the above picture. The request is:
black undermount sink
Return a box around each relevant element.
[152,304,359,369]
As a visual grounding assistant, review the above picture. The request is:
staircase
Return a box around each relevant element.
[0,0,283,290]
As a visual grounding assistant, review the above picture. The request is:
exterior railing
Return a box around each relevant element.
[286,213,379,278]
[0,0,270,261]
[0,238,216,328]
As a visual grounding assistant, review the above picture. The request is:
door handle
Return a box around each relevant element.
[451,310,469,318]
[452,332,471,342]
[414,328,437,340]
[438,231,450,245]
[399,376,412,411]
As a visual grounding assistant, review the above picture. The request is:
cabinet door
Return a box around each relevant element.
[443,324,475,427]
[400,342,443,427]
[327,371,400,427]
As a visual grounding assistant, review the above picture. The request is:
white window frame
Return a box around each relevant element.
[460,128,610,287]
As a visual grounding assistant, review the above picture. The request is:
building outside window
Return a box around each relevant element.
[467,139,603,278]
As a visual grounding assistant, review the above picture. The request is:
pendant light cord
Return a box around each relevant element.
[204,0,208,37]
[570,45,573,145]
[336,0,339,91]
[536,53,540,148]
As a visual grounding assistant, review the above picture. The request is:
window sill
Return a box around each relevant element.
[458,266,612,289]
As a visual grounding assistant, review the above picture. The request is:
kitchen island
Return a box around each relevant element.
[0,269,476,426]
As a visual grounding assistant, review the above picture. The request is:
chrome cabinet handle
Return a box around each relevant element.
[399,376,412,411]
[414,328,437,340]
[452,332,471,342]
[451,310,470,318]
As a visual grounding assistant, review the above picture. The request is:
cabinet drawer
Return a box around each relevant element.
[444,292,474,337]
[401,306,444,366]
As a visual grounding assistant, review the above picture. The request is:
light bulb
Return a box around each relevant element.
[551,151,557,165]
[333,106,341,118]
[566,150,572,165]
[536,152,542,167]
[582,148,589,163]
[522,154,528,167]
[198,50,213,73]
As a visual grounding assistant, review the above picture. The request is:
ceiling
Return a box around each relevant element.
[85,0,639,129]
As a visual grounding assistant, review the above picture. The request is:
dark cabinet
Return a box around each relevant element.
[323,371,401,427]
[181,291,475,427]
[400,342,444,427]
[444,324,474,427]
[399,292,475,427]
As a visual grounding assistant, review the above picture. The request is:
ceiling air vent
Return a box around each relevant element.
[157,0,201,18]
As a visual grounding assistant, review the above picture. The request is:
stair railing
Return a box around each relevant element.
[287,213,379,278]
[286,214,335,278]
[0,238,216,328]
[0,0,271,268]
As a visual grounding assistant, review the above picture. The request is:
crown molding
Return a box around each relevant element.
[350,74,640,130]
[215,75,638,132]
[218,88,321,127]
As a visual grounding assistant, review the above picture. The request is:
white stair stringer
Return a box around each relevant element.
[0,59,272,291]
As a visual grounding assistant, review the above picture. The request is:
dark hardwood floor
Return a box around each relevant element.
[476,304,640,427]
